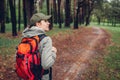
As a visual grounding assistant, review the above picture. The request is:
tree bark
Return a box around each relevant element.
[46,0,50,15]
[0,0,5,33]
[65,0,71,27]
[57,0,62,28]
[74,0,81,29]
[23,0,27,28]
[49,1,53,30]
[9,0,17,36]
[18,0,21,31]
[74,9,79,29]
[85,0,94,26]
[26,0,34,24]
[6,0,10,23]
[53,0,58,24]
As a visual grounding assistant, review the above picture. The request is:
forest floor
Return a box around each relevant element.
[0,27,111,80]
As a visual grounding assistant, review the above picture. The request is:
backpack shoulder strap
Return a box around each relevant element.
[38,34,47,41]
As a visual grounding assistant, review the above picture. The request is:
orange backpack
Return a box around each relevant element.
[15,34,46,80]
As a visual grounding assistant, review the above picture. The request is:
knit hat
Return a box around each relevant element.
[29,13,51,25]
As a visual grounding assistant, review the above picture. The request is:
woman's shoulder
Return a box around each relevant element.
[41,36,52,43]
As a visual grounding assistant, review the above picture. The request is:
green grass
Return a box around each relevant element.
[0,35,21,55]
[90,22,120,80]
[104,27,120,80]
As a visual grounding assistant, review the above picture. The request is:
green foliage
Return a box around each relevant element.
[92,0,120,25]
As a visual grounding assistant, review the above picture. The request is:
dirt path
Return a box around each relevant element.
[0,27,111,80]
[53,27,110,80]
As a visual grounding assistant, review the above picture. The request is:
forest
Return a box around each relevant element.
[0,0,120,80]
[0,0,120,36]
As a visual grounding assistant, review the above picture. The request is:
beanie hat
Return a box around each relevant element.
[29,13,51,25]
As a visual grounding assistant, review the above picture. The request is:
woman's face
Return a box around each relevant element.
[36,20,50,32]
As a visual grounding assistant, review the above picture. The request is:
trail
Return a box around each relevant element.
[53,27,110,80]
[63,27,105,80]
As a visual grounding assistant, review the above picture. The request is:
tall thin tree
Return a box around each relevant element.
[18,0,21,31]
[46,0,50,15]
[58,0,62,28]
[9,0,17,36]
[65,0,71,27]
[74,0,79,29]
[53,0,58,24]
[0,0,5,33]
[26,0,34,24]
[85,0,94,26]
[49,0,53,30]
[6,0,10,23]
[23,0,27,28]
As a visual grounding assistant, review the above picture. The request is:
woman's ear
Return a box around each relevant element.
[36,22,40,26]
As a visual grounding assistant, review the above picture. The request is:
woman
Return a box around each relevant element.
[22,13,57,80]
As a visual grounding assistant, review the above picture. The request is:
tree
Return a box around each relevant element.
[46,0,50,15]
[34,0,41,13]
[18,0,21,31]
[9,0,17,36]
[58,0,62,28]
[65,0,71,27]
[92,0,120,27]
[74,0,81,29]
[25,0,34,24]
[53,0,58,23]
[0,0,5,33]
[5,0,10,23]
[23,0,27,28]
[47,0,53,29]
[110,0,120,27]
[78,0,85,25]
[83,0,95,26]
[22,0,34,28]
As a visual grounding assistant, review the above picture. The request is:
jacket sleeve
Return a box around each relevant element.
[39,36,56,70]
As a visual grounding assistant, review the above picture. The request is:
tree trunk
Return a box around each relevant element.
[53,0,58,24]
[81,5,85,24]
[74,0,80,29]
[85,16,89,26]
[34,0,40,13]
[49,7,53,30]
[39,0,43,9]
[18,0,21,31]
[85,0,94,26]
[74,10,79,29]
[57,0,62,28]
[25,0,34,24]
[49,1,53,30]
[65,0,71,27]
[23,0,27,28]
[78,1,84,25]
[97,16,100,25]
[6,0,10,23]
[46,0,50,15]
[0,0,5,33]
[9,0,17,36]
